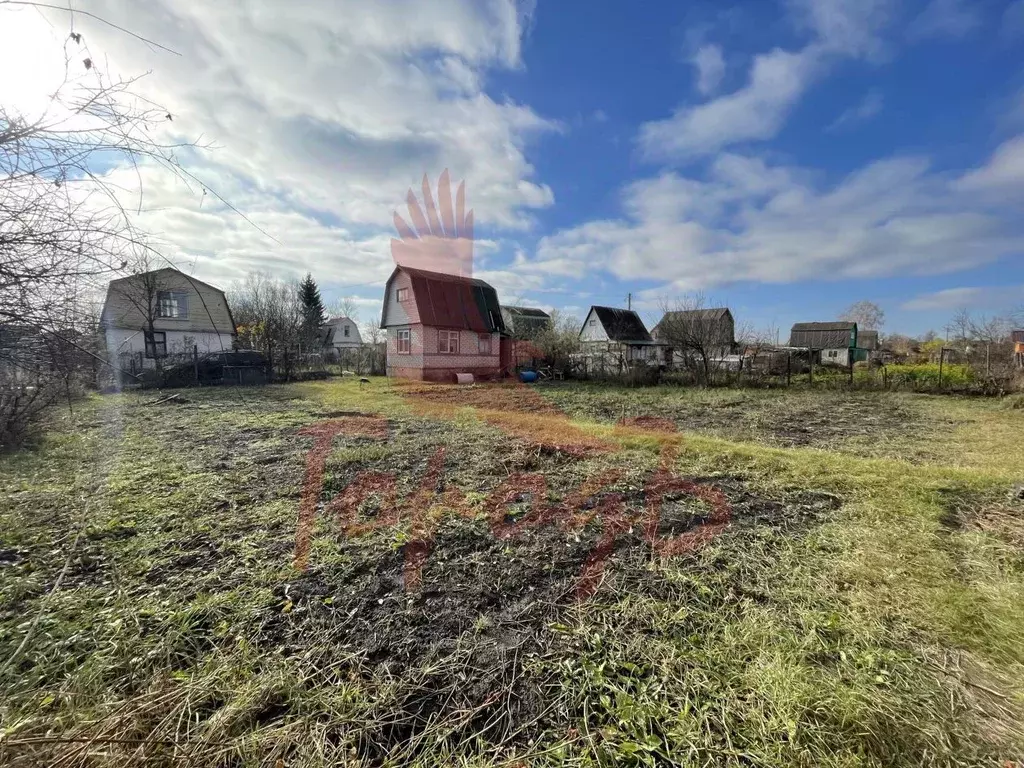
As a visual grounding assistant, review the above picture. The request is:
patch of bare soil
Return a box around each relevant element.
[764,396,920,448]
[253,478,840,763]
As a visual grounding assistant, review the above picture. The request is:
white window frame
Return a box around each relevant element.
[439,330,460,355]
[397,287,409,302]
[396,329,411,354]
[157,290,189,319]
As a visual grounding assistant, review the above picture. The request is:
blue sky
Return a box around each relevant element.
[3,0,1022,336]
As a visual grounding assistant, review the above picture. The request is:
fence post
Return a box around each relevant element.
[193,344,199,385]
[938,347,945,390]
[786,352,791,387]
[848,354,854,388]
[809,350,814,385]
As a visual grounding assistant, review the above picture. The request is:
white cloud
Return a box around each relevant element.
[640,47,818,160]
[955,135,1024,191]
[0,0,556,299]
[902,285,1024,311]
[526,138,1024,293]
[691,44,726,96]
[908,0,982,40]
[827,89,884,131]
[640,0,895,160]
[787,0,894,57]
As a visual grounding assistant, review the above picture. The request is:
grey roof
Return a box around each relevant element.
[651,308,735,342]
[587,306,652,343]
[788,321,857,349]
[502,305,550,319]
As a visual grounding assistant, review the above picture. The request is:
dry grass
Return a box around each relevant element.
[1,378,1023,767]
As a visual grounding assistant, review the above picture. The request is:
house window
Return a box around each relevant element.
[343,326,350,337]
[589,319,596,326]
[144,330,167,359]
[478,333,492,355]
[439,330,460,354]
[396,329,411,354]
[157,291,189,319]
[397,287,409,302]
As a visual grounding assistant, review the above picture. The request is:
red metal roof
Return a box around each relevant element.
[392,267,504,333]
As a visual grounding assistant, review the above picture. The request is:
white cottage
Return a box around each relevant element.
[100,268,235,370]
[321,315,362,352]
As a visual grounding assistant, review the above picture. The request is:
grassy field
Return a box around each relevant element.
[1,379,1022,767]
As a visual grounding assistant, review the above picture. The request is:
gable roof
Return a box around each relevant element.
[788,321,857,349]
[381,266,505,333]
[503,305,550,319]
[324,315,354,325]
[100,267,235,334]
[586,306,652,343]
[651,308,734,336]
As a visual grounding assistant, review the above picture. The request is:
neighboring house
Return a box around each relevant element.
[579,306,656,368]
[501,306,551,339]
[1013,330,1024,369]
[380,266,505,381]
[788,321,865,366]
[100,268,235,371]
[320,315,362,353]
[650,307,736,366]
[859,330,880,353]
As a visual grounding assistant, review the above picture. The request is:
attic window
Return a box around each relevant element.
[589,319,595,326]
[343,326,350,337]
[397,287,409,302]
[157,291,189,319]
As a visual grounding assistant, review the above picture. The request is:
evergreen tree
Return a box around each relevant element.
[298,273,326,345]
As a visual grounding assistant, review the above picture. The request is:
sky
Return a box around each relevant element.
[2,0,1023,337]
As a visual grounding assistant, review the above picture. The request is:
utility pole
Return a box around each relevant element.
[627,292,631,310]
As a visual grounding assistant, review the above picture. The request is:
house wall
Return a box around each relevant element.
[325,318,362,349]
[105,327,233,371]
[101,270,234,334]
[382,271,420,326]
[820,348,852,367]
[579,308,609,341]
[386,324,501,381]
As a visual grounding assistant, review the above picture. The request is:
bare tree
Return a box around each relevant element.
[532,310,581,372]
[840,301,885,331]
[329,296,361,322]
[656,295,735,386]
[230,273,302,372]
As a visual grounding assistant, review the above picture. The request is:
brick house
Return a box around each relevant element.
[380,266,506,381]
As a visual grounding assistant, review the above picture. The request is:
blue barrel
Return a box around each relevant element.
[519,370,538,383]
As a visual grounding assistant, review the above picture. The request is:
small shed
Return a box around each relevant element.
[789,321,863,367]
[1013,330,1024,368]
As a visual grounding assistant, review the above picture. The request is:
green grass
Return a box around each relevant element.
[1,379,1022,766]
